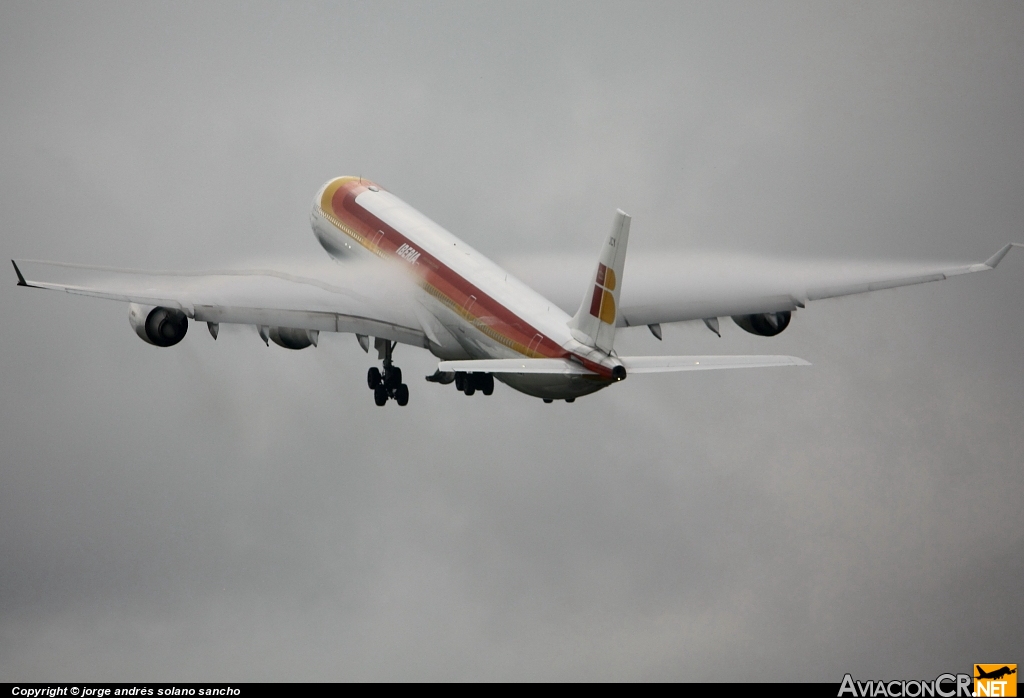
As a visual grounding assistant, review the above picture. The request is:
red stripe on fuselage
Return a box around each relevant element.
[327,181,589,367]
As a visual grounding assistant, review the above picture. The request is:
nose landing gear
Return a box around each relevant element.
[367,339,409,406]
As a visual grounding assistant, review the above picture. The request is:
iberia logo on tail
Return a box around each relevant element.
[588,262,617,325]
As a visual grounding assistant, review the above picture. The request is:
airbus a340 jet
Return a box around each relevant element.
[12,176,1020,406]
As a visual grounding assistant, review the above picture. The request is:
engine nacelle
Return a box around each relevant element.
[732,311,792,337]
[129,303,188,347]
[269,326,318,350]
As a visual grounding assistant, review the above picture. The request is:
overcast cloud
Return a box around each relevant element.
[1,1,1022,681]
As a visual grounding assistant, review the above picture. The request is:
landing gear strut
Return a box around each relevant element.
[368,339,409,406]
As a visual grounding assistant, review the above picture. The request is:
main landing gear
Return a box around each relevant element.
[454,371,493,397]
[367,339,409,407]
[422,370,495,397]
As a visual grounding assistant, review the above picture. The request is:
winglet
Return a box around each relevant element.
[11,260,27,286]
[984,243,1023,269]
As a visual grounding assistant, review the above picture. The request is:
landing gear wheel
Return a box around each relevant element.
[543,398,553,404]
[395,384,409,406]
[373,385,388,406]
[367,367,382,390]
[385,366,402,389]
[481,374,494,395]
[454,372,465,391]
[464,384,475,396]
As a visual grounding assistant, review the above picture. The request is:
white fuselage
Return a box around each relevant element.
[309,177,616,399]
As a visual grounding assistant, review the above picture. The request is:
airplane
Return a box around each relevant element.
[11,176,1022,406]
[976,666,1017,681]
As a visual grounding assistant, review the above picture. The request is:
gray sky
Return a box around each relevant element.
[2,1,1022,681]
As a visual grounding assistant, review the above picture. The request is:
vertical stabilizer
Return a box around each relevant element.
[568,209,631,352]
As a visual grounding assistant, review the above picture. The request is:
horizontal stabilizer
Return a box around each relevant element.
[619,355,810,373]
[438,355,810,376]
[437,358,595,375]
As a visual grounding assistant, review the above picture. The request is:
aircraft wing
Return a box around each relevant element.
[11,259,429,347]
[503,243,1021,327]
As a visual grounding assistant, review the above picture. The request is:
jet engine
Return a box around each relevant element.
[129,303,188,347]
[269,327,318,350]
[732,311,792,337]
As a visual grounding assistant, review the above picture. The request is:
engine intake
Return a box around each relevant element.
[269,327,318,350]
[732,311,792,337]
[129,303,188,347]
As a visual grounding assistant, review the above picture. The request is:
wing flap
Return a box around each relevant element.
[192,306,428,346]
[806,272,947,302]
[619,294,802,327]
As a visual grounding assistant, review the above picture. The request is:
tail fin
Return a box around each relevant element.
[568,209,631,352]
